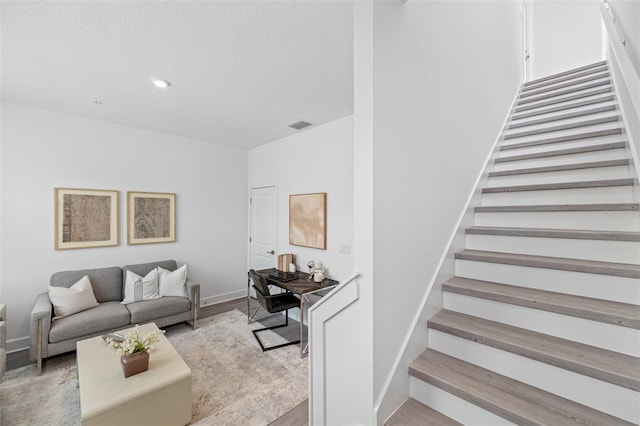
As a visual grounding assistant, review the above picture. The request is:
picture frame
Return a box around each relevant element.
[127,191,176,245]
[54,188,119,250]
[289,192,327,250]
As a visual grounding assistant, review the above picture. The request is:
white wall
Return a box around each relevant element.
[0,102,248,351]
[370,0,523,421]
[529,0,603,79]
[607,0,640,74]
[247,115,354,282]
[603,0,640,173]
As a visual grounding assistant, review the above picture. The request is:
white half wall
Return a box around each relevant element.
[0,102,248,351]
[370,0,523,422]
[247,115,354,282]
[528,0,604,80]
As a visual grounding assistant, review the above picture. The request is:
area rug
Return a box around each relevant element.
[0,309,308,425]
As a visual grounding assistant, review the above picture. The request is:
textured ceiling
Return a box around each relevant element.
[1,1,354,149]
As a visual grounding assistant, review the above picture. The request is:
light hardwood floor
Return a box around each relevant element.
[7,297,310,425]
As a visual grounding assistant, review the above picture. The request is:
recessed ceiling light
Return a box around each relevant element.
[152,79,171,89]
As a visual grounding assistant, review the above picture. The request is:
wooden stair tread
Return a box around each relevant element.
[465,225,640,241]
[500,128,623,151]
[428,310,640,391]
[454,249,640,278]
[488,159,629,177]
[523,65,608,92]
[474,203,639,212]
[508,104,617,129]
[409,349,633,426]
[482,178,634,193]
[520,72,610,98]
[511,94,615,121]
[517,80,611,106]
[514,86,613,113]
[524,61,607,87]
[442,277,640,329]
[495,141,626,162]
[385,398,462,426]
[504,116,619,140]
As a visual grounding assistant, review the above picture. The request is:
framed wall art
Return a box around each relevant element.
[54,188,119,250]
[289,192,326,250]
[127,191,176,245]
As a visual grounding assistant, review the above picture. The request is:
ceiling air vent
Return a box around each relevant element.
[288,120,312,130]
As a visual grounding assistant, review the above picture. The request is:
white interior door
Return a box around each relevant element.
[250,186,277,271]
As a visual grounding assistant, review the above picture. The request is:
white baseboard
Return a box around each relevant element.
[7,336,29,354]
[200,289,246,308]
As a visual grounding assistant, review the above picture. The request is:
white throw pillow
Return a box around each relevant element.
[158,265,188,298]
[49,275,99,320]
[121,269,161,304]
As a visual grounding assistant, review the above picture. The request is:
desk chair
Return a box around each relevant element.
[248,270,301,352]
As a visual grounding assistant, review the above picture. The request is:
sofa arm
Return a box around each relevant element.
[186,280,200,329]
[29,292,52,373]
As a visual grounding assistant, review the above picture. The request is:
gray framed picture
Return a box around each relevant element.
[54,187,119,250]
[127,191,176,245]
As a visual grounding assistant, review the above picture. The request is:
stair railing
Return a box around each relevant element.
[599,0,640,169]
[308,270,361,425]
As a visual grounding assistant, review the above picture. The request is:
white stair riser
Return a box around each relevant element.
[487,165,630,187]
[512,95,616,121]
[481,186,634,206]
[492,148,628,171]
[501,122,622,147]
[519,77,612,102]
[455,259,640,304]
[517,86,613,111]
[428,330,640,424]
[465,234,640,265]
[503,111,620,136]
[474,210,640,232]
[513,90,612,117]
[521,74,610,96]
[510,100,618,125]
[442,293,640,356]
[409,377,515,426]
[499,134,626,157]
[523,68,608,91]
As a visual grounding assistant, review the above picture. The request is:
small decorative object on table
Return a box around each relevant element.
[106,325,164,378]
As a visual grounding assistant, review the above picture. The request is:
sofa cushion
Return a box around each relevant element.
[122,269,161,304]
[158,265,188,298]
[48,301,130,343]
[50,266,122,303]
[126,296,191,324]
[123,260,177,293]
[49,275,99,319]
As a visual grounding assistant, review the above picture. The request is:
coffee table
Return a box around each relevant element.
[76,322,192,425]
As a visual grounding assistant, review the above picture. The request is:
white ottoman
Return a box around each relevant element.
[76,322,192,425]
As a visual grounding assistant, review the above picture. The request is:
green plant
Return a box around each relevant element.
[106,325,164,355]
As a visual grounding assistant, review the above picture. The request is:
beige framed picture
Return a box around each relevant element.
[127,191,176,245]
[289,192,326,250]
[54,188,119,250]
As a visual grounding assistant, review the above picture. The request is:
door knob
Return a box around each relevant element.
[267,250,275,254]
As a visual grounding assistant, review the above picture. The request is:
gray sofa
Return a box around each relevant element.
[30,260,199,375]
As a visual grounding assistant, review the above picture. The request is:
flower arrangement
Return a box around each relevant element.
[106,325,164,356]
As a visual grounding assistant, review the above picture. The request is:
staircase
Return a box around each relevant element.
[386,61,640,425]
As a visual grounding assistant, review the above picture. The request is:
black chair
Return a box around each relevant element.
[248,269,301,351]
